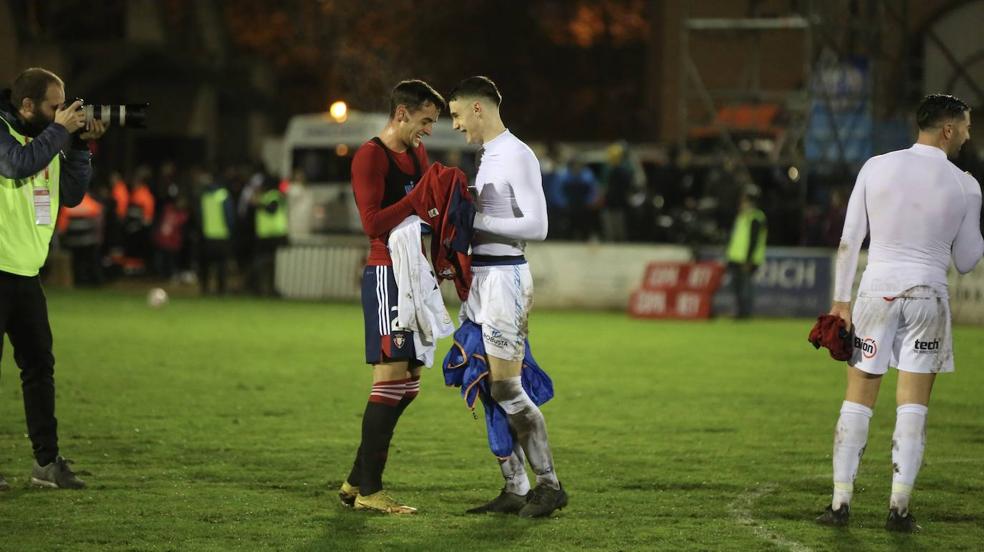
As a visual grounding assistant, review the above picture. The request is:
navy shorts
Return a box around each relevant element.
[361,265,418,365]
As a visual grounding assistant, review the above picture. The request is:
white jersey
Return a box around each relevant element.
[471,130,548,256]
[388,216,454,367]
[834,143,984,302]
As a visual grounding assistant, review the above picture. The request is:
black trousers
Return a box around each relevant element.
[250,237,286,296]
[199,239,231,294]
[0,271,58,464]
[728,262,757,319]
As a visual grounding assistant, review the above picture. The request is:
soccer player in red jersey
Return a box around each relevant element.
[337,80,445,514]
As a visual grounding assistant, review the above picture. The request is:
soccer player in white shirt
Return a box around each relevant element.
[817,94,983,532]
[447,76,567,518]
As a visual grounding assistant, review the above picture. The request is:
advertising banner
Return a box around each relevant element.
[704,247,833,318]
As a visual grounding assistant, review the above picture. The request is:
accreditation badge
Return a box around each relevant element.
[33,188,52,225]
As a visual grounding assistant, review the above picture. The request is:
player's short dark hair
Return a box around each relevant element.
[916,94,970,130]
[11,68,64,110]
[448,76,502,107]
[389,80,446,119]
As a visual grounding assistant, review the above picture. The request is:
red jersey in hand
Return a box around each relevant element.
[351,137,429,265]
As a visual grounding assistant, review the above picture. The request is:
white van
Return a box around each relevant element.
[281,110,478,241]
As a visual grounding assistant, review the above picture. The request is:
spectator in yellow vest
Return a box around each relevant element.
[725,188,767,319]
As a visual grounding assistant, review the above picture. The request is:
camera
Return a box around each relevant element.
[72,99,149,129]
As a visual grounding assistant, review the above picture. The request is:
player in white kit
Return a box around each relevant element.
[447,76,567,518]
[816,94,983,532]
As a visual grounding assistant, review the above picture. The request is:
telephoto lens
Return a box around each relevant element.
[83,103,149,129]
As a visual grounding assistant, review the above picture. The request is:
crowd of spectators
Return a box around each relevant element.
[538,139,982,251]
[52,141,981,290]
[54,162,287,294]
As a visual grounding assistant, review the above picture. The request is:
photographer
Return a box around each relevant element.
[0,67,105,490]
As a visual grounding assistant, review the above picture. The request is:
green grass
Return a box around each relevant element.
[1,289,983,551]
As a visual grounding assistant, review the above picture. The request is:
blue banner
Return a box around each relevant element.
[805,56,872,165]
[701,248,833,318]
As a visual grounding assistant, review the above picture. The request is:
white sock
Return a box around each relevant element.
[491,377,560,489]
[831,401,873,509]
[499,443,531,496]
[890,403,928,514]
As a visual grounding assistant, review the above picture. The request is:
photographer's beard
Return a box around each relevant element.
[22,109,54,137]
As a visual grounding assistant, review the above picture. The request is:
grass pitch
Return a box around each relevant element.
[1,289,982,551]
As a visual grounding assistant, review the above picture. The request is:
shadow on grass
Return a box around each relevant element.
[885,531,931,552]
[803,520,932,552]
[818,528,865,552]
[298,506,539,551]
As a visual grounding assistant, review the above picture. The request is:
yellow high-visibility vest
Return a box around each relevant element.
[0,115,61,276]
[726,208,767,265]
[255,189,287,239]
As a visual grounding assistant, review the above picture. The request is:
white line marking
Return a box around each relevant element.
[729,483,814,552]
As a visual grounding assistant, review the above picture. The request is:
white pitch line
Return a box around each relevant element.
[729,483,814,552]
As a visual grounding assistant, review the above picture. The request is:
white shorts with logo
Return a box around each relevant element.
[850,286,953,375]
[460,261,533,362]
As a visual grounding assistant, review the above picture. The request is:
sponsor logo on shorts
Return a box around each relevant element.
[914,338,940,353]
[483,328,510,349]
[854,336,877,359]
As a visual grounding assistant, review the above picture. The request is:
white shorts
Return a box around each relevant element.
[460,261,533,362]
[850,286,953,375]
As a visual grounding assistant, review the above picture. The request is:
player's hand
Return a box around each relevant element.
[829,301,852,329]
[54,101,86,133]
[79,118,107,141]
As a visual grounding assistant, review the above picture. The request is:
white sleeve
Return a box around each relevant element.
[952,174,984,274]
[474,151,548,241]
[833,165,870,302]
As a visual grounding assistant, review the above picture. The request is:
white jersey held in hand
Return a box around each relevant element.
[388,216,454,367]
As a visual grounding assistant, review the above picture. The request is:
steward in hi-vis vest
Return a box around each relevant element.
[725,189,767,319]
[197,177,235,295]
[250,176,288,296]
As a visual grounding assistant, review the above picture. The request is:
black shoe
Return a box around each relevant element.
[885,508,921,533]
[31,456,86,489]
[466,488,528,514]
[815,504,850,527]
[518,483,568,518]
[0,473,9,491]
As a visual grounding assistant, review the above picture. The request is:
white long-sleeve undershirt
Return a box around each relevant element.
[833,143,984,302]
[471,130,548,256]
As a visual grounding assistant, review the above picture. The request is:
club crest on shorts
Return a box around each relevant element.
[392,332,407,349]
